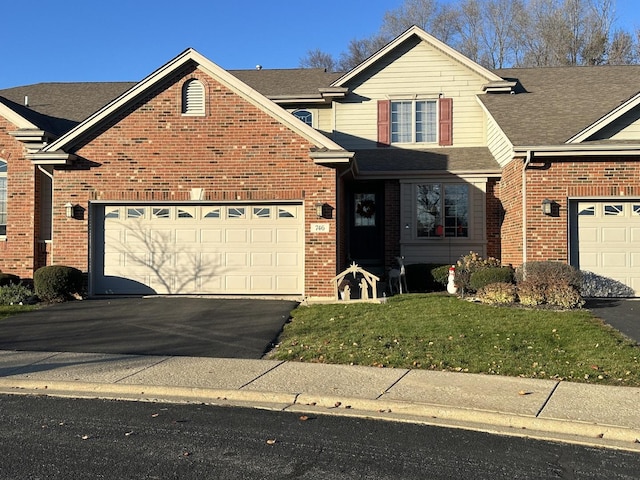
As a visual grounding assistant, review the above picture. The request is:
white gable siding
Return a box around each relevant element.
[483,103,514,167]
[586,107,640,141]
[334,41,489,150]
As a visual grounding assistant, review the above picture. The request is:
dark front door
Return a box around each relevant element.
[347,183,384,272]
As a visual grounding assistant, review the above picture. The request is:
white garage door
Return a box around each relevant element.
[93,204,304,295]
[577,201,640,295]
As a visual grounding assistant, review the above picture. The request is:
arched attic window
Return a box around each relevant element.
[293,109,313,127]
[182,79,205,116]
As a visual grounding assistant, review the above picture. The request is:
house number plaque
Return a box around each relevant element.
[310,223,330,233]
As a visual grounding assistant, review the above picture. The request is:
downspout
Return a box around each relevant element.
[37,165,54,265]
[522,151,533,266]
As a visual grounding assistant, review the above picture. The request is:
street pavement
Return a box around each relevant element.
[0,297,638,453]
[0,349,638,453]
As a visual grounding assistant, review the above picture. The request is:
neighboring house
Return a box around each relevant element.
[1,26,640,298]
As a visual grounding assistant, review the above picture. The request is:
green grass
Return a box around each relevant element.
[0,305,39,318]
[267,293,640,387]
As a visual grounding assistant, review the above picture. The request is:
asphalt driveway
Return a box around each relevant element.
[585,298,640,344]
[0,297,298,359]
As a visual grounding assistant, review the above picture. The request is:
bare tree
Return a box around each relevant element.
[299,49,337,71]
[298,0,636,71]
[607,29,637,64]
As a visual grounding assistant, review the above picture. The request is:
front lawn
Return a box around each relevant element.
[0,305,38,318]
[267,293,640,387]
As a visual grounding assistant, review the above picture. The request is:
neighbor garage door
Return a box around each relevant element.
[92,204,304,295]
[577,201,640,295]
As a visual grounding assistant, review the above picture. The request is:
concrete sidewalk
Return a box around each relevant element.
[0,350,639,452]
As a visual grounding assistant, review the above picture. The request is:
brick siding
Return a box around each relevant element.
[500,156,640,266]
[14,67,339,297]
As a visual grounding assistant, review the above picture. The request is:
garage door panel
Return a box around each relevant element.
[251,229,273,243]
[251,252,273,267]
[176,229,198,243]
[277,228,299,243]
[601,227,627,243]
[96,204,304,295]
[579,252,599,269]
[251,276,273,291]
[577,201,639,296]
[579,227,599,242]
[226,252,248,267]
[276,252,299,267]
[226,276,248,290]
[201,252,224,267]
[201,229,223,243]
[601,252,627,267]
[276,276,299,292]
[226,229,248,243]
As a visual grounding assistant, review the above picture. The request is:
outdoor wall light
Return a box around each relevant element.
[315,203,324,218]
[65,202,74,218]
[541,198,553,215]
[405,223,410,229]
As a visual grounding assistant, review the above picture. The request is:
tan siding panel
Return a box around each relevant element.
[335,41,489,150]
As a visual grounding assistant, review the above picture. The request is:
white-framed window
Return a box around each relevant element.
[0,159,6,236]
[416,183,469,238]
[293,110,313,126]
[391,100,437,143]
[182,79,205,116]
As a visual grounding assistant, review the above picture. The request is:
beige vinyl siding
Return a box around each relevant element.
[587,108,640,141]
[316,105,334,136]
[398,178,488,265]
[483,102,514,167]
[334,40,489,150]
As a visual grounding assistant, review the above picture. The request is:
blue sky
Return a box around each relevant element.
[1,0,639,89]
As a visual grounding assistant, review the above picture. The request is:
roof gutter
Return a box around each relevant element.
[513,144,640,156]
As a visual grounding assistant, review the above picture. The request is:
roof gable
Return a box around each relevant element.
[40,49,348,156]
[331,25,503,88]
[567,92,640,143]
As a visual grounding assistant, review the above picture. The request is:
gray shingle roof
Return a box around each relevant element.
[482,65,640,146]
[0,82,135,136]
[229,68,342,98]
[354,147,500,175]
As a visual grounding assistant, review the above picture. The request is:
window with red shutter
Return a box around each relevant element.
[438,97,453,146]
[377,100,390,146]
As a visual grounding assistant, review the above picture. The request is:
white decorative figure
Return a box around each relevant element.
[447,266,458,295]
[360,278,369,300]
[388,256,408,295]
[342,284,351,301]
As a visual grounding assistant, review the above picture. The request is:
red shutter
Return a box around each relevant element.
[377,100,390,147]
[439,97,453,146]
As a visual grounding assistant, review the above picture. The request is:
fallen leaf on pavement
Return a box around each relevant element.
[266,439,277,445]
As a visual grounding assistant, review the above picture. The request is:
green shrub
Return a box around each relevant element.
[34,265,84,303]
[469,266,514,291]
[430,265,452,289]
[517,280,546,306]
[455,251,501,294]
[515,261,582,290]
[476,282,517,305]
[0,273,20,286]
[0,283,34,305]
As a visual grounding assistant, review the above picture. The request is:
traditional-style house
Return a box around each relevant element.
[1,26,639,299]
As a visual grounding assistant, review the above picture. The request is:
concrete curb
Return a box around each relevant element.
[1,378,639,452]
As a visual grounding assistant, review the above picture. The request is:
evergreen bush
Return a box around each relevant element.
[33,265,84,303]
[469,266,514,292]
